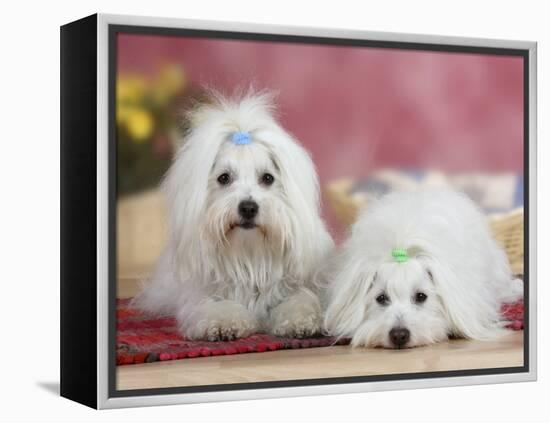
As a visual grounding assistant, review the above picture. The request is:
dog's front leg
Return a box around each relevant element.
[267,290,322,338]
[178,300,258,341]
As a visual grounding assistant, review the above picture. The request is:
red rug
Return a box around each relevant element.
[116,298,524,365]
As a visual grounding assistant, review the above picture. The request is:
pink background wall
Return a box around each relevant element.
[118,33,524,235]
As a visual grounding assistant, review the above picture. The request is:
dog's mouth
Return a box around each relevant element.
[228,220,264,232]
[229,221,258,230]
[226,221,268,238]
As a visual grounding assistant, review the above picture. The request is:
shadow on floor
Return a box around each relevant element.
[36,381,60,396]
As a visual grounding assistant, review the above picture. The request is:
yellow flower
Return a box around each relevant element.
[116,102,135,126]
[126,109,154,142]
[117,75,148,104]
[152,63,187,105]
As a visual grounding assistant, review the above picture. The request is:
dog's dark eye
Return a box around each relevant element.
[414,292,428,304]
[260,173,275,186]
[217,173,231,186]
[376,294,389,305]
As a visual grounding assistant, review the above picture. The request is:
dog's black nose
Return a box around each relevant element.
[238,200,259,220]
[389,327,410,348]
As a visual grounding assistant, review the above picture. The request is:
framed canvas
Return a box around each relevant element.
[60,13,537,409]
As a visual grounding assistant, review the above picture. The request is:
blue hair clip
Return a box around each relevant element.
[232,131,252,145]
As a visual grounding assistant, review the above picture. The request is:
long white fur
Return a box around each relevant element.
[324,189,523,348]
[133,90,333,341]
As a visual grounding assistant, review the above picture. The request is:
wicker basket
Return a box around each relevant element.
[117,189,167,279]
[488,209,524,276]
[325,179,524,275]
[325,179,366,227]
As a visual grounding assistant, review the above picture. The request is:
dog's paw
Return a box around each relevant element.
[268,294,322,338]
[185,301,257,341]
[271,313,322,338]
[203,317,256,341]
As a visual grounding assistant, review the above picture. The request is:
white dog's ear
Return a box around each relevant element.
[263,128,332,277]
[162,121,222,278]
[426,260,502,339]
[269,135,320,215]
[324,260,376,339]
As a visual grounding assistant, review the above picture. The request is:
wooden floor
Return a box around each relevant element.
[116,278,524,391]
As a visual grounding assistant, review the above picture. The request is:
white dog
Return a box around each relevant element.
[134,90,333,341]
[324,190,523,349]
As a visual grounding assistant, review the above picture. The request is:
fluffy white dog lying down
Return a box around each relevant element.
[324,190,523,349]
[134,91,333,341]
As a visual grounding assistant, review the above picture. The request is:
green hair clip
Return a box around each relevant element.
[392,248,409,263]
